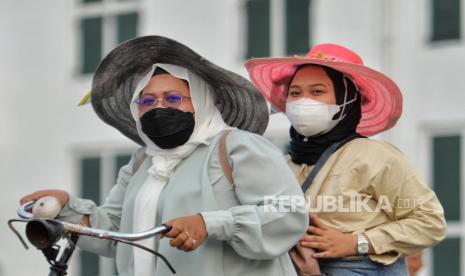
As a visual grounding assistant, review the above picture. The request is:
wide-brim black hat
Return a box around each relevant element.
[90,35,269,145]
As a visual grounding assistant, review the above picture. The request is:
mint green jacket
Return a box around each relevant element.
[58,130,308,276]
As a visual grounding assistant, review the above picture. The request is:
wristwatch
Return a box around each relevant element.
[356,233,369,255]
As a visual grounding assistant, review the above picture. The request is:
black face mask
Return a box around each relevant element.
[140,107,195,149]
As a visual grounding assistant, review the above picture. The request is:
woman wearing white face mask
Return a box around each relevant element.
[246,44,447,275]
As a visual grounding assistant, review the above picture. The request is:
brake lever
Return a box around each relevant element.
[8,219,30,249]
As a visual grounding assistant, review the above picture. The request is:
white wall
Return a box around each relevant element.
[1,0,74,274]
[0,0,249,274]
[1,0,462,275]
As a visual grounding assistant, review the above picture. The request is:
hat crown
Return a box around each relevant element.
[305,43,363,65]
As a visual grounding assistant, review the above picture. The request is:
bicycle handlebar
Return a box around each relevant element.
[11,200,176,274]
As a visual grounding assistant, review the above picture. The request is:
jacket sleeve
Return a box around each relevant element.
[364,149,447,258]
[56,147,145,257]
[200,131,309,260]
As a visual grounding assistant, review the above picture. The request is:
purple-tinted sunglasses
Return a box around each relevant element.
[135,91,191,108]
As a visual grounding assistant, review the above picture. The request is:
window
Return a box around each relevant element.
[81,17,103,76]
[79,157,101,276]
[78,0,140,74]
[116,12,138,43]
[285,0,311,55]
[431,134,462,275]
[245,0,312,58]
[245,0,271,58]
[78,151,132,276]
[431,0,461,41]
[433,135,461,221]
[433,237,461,275]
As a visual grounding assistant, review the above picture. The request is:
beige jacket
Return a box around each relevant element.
[287,138,447,265]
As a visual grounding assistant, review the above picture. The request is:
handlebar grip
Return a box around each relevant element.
[160,224,173,234]
[18,196,62,220]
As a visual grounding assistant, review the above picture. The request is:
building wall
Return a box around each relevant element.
[0,0,461,275]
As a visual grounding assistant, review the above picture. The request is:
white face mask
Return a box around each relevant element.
[285,93,357,138]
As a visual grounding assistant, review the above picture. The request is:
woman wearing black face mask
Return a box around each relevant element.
[20,36,309,276]
[136,67,196,149]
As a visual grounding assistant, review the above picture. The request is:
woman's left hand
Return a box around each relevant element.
[162,214,208,252]
[300,214,357,258]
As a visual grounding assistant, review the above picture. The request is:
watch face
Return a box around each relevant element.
[359,243,369,254]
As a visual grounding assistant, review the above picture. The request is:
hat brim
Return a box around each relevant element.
[91,36,269,145]
[246,57,402,136]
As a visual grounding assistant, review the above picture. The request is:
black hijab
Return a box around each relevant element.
[289,65,363,165]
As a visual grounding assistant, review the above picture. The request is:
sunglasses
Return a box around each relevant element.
[135,91,191,108]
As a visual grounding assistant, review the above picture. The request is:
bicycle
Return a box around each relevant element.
[8,198,176,276]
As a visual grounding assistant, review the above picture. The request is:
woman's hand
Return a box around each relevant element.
[300,214,357,258]
[162,214,208,252]
[19,190,92,224]
[20,189,69,208]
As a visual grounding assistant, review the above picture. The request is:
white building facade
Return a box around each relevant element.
[0,0,462,275]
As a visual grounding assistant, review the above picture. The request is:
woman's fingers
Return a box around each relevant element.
[300,241,327,250]
[163,223,183,239]
[170,231,190,247]
[162,214,208,251]
[307,225,325,236]
[304,229,359,258]
[19,189,69,207]
[301,234,324,243]
[310,214,328,230]
[312,251,329,258]
[20,191,48,204]
[168,229,202,251]
[178,237,195,251]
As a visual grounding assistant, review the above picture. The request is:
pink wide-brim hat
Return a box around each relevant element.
[245,43,403,136]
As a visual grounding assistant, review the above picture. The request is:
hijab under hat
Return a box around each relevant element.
[130,63,233,276]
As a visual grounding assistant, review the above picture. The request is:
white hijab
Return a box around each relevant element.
[129,63,232,276]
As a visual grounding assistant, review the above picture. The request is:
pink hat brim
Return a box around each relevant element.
[245,57,403,136]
